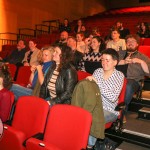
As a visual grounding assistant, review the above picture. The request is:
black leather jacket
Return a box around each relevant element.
[40,62,78,105]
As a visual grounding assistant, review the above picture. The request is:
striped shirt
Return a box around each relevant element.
[47,66,59,99]
[93,68,124,116]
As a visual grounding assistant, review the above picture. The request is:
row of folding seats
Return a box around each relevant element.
[0,96,92,150]
[7,64,31,86]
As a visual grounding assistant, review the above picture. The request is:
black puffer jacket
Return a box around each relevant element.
[40,62,78,105]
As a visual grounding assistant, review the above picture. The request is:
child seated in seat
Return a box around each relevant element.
[0,63,13,122]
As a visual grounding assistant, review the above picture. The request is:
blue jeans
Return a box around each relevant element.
[10,84,33,119]
[88,110,117,147]
[10,84,33,100]
[125,79,140,110]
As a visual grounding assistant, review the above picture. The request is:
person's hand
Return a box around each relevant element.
[0,57,3,60]
[24,62,29,66]
[84,38,91,45]
[125,56,132,64]
[86,76,97,82]
[31,65,36,73]
[47,101,51,105]
[132,58,142,64]
[36,65,42,72]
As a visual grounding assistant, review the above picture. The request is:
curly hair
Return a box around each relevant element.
[0,63,13,89]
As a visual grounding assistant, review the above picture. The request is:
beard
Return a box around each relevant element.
[127,46,138,53]
[60,38,66,42]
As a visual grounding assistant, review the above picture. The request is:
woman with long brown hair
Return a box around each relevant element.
[40,45,78,105]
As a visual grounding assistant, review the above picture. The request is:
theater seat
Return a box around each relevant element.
[143,38,150,46]
[0,91,14,123]
[7,64,17,80]
[77,71,91,81]
[15,66,31,86]
[0,96,49,150]
[26,105,92,150]
[105,78,127,131]
[138,46,150,58]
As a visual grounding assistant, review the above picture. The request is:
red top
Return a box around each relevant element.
[0,88,11,122]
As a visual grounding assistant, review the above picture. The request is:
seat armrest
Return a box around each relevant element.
[115,102,125,111]
[4,120,12,125]
[23,132,44,147]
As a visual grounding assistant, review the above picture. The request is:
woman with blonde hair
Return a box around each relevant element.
[10,46,54,99]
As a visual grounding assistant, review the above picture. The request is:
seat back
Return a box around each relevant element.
[84,61,102,74]
[117,78,127,105]
[44,105,92,150]
[143,38,150,46]
[12,96,49,139]
[77,71,91,81]
[15,66,31,86]
[7,91,15,120]
[0,91,14,122]
[138,46,150,58]
[7,64,17,80]
[105,78,127,128]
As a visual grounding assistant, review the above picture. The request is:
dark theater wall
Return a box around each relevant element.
[0,0,107,34]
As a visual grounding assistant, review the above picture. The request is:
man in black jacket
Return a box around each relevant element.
[0,39,26,66]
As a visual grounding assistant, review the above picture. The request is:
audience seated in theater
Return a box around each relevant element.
[74,19,83,34]
[79,36,105,73]
[85,48,124,149]
[116,21,130,39]
[76,32,86,54]
[81,25,90,38]
[67,36,83,70]
[22,39,40,66]
[107,28,126,51]
[40,45,78,106]
[59,18,71,33]
[0,63,13,122]
[55,31,68,46]
[118,34,150,111]
[137,22,150,38]
[0,39,26,66]
[10,46,54,100]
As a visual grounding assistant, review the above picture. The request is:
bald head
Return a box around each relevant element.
[60,31,69,42]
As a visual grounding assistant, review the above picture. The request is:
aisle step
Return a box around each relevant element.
[138,107,150,120]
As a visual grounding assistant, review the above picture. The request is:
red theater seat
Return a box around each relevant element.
[77,71,91,81]
[139,46,150,58]
[26,105,92,150]
[0,91,14,123]
[15,66,31,86]
[7,64,17,80]
[143,38,150,46]
[105,78,127,129]
[0,96,49,150]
